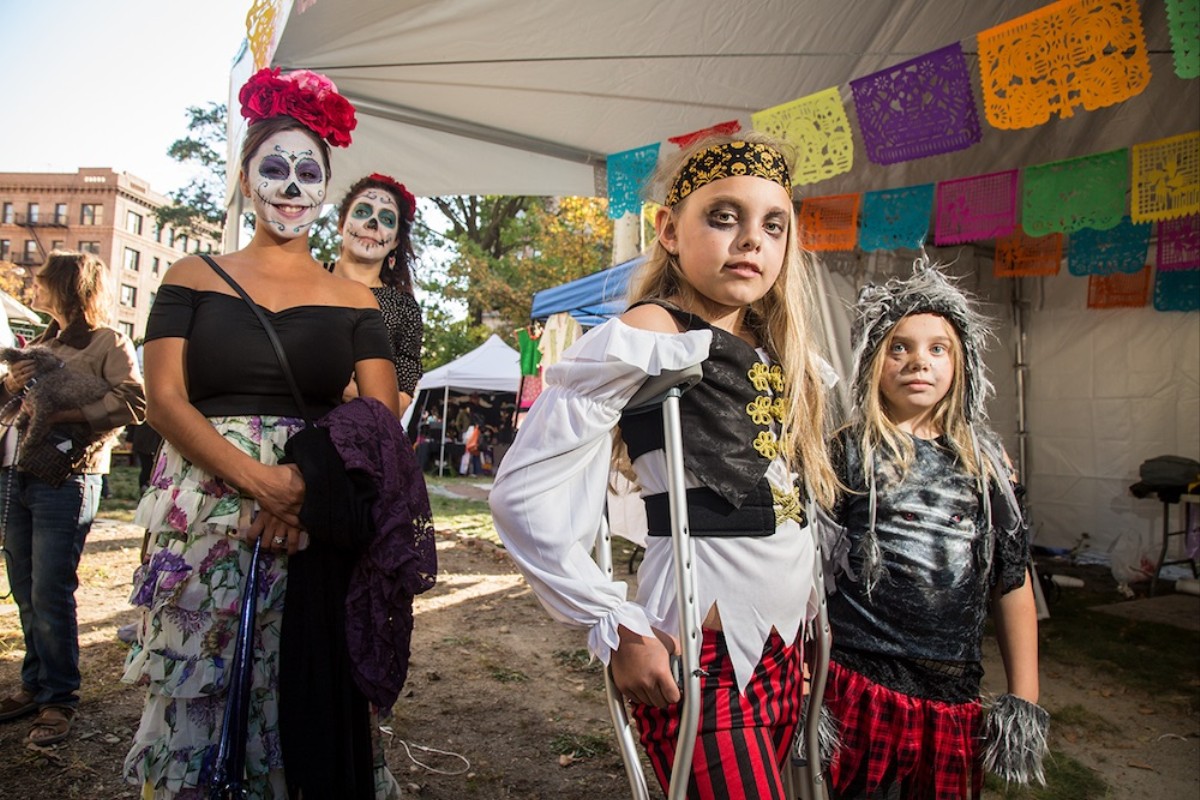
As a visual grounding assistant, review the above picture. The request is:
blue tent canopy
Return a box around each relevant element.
[529,256,643,327]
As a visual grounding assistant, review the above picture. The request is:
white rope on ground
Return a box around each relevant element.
[378,725,472,775]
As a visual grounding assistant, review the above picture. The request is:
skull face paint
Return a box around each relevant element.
[341,189,399,262]
[248,129,327,238]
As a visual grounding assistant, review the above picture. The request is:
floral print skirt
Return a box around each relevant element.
[122,416,399,800]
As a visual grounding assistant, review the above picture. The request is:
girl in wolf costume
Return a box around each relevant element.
[823,258,1048,799]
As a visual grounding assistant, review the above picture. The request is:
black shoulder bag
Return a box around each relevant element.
[200,255,375,549]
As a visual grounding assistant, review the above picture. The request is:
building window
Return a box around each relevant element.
[1,203,12,224]
[0,240,9,260]
[152,256,161,274]
[124,247,141,271]
[50,240,64,251]
[23,240,38,262]
[149,290,157,310]
[55,203,68,225]
[79,241,100,254]
[27,203,39,224]
[153,224,162,243]
[118,321,135,339]
[177,233,189,252]
[126,210,143,235]
[120,284,137,307]
[81,203,103,225]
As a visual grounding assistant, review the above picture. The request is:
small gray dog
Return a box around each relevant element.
[1,346,112,457]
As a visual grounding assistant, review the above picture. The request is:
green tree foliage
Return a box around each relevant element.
[156,103,228,237]
[0,262,33,305]
[307,209,341,265]
[423,195,613,351]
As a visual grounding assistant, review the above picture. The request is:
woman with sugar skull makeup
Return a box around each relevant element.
[123,69,416,799]
[328,174,423,414]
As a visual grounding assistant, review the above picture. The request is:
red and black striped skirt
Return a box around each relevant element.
[630,628,803,800]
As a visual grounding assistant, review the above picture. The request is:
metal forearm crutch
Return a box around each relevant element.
[596,365,703,800]
[784,496,832,800]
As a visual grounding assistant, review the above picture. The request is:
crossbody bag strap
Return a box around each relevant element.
[200,255,313,425]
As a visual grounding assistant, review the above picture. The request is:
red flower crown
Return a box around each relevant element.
[368,173,417,221]
[239,68,357,147]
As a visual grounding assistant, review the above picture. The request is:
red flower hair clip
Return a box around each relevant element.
[368,173,417,221]
[238,67,357,147]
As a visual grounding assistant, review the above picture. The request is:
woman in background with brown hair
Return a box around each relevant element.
[0,250,145,746]
[328,173,423,415]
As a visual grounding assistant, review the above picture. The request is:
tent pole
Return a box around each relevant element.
[514,375,525,428]
[1012,277,1029,480]
[441,386,450,477]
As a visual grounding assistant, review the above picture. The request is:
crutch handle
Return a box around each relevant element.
[625,365,703,414]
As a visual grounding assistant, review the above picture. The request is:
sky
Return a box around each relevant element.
[0,0,252,196]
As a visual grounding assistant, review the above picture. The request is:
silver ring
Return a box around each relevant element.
[273,536,286,545]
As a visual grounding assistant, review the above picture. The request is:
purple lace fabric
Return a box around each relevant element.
[320,397,437,710]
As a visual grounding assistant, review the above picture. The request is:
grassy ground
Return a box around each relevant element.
[97,465,140,522]
[1034,569,1200,714]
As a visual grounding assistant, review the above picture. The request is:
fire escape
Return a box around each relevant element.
[11,208,69,267]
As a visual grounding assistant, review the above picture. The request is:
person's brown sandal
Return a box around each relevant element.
[27,705,75,747]
[0,689,38,722]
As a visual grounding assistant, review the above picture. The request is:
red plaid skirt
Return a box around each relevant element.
[825,660,983,799]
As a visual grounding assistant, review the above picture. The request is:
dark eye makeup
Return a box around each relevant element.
[258,155,291,180]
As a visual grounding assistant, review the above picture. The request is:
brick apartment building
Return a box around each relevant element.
[0,167,221,340]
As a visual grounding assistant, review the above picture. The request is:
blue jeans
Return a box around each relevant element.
[1,469,102,708]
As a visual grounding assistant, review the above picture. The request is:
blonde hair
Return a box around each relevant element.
[859,313,990,482]
[626,131,837,508]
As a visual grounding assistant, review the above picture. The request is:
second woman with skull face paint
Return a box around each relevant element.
[328,174,423,414]
[124,70,405,798]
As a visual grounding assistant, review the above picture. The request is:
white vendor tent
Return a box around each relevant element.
[407,334,521,469]
[416,334,520,396]
[230,0,1200,557]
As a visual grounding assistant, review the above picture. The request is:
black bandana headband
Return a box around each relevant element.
[665,141,792,206]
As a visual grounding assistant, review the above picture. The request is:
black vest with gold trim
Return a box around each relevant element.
[618,301,794,537]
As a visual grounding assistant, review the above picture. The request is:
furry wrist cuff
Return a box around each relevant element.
[796,694,841,770]
[981,693,1050,785]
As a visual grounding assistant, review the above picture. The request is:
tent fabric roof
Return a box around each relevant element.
[416,334,520,394]
[266,0,1195,202]
[530,257,642,326]
[1,290,40,324]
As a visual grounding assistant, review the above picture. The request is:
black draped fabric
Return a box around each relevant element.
[618,300,775,509]
[279,537,375,800]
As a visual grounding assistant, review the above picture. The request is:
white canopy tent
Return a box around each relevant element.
[229,0,1200,555]
[1,290,40,325]
[416,333,520,396]
[407,334,521,470]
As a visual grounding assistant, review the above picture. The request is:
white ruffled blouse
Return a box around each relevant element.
[489,318,818,691]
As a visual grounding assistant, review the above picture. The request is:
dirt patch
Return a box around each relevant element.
[2,516,1198,799]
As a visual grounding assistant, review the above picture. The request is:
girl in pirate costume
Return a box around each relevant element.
[823,261,1048,799]
[490,132,838,798]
